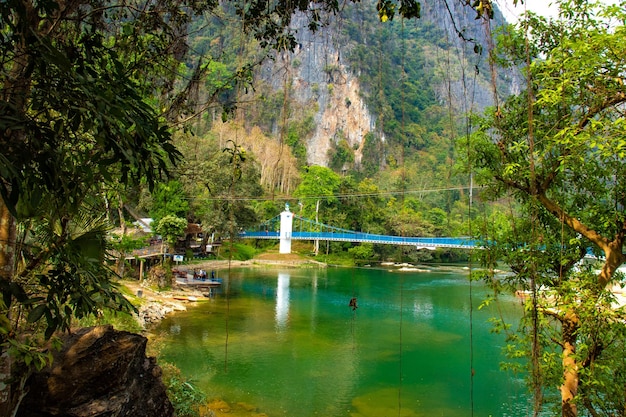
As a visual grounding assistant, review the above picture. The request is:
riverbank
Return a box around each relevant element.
[123,253,326,417]
[124,253,326,328]
[144,262,524,417]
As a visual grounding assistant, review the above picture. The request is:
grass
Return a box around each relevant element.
[75,309,143,333]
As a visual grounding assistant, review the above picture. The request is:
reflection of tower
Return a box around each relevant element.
[275,273,290,330]
[279,203,293,254]
[309,271,318,332]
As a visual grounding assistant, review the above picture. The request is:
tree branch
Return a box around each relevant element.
[578,91,626,131]
[535,192,610,252]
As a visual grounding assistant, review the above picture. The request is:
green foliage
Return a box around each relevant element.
[160,362,207,417]
[360,133,384,177]
[286,122,311,166]
[155,215,188,248]
[469,1,626,414]
[294,165,341,220]
[176,134,263,236]
[0,4,181,218]
[110,234,146,253]
[76,310,143,334]
[0,211,136,343]
[328,138,355,172]
[347,243,374,260]
[148,181,190,223]
[222,242,258,261]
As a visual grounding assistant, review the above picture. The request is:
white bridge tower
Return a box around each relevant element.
[279,203,293,254]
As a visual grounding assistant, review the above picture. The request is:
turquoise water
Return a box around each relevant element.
[153,265,532,417]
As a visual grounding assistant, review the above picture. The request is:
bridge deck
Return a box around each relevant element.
[241,231,476,249]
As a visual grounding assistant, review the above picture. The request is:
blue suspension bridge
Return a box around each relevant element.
[240,204,478,254]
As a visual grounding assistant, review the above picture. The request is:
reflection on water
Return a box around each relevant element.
[153,265,531,417]
[275,273,290,331]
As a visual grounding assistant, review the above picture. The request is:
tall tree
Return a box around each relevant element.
[468,2,626,416]
[293,165,341,255]
[0,1,186,412]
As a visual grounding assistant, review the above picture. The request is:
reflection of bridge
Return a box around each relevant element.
[241,204,477,254]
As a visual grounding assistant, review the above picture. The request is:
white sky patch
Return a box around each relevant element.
[496,0,621,23]
[496,0,558,22]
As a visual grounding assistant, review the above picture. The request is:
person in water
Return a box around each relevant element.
[349,297,358,311]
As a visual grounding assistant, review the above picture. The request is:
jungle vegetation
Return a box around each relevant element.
[466,1,626,415]
[1,0,626,416]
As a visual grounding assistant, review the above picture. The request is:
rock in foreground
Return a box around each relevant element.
[18,325,174,417]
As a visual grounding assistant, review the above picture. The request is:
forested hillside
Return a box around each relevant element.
[155,0,519,252]
[4,1,626,416]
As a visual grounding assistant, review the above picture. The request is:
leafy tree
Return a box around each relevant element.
[286,121,313,167]
[0,1,187,412]
[110,233,147,277]
[468,2,626,416]
[146,180,190,223]
[348,243,374,260]
[328,138,355,172]
[293,166,341,218]
[176,131,264,238]
[360,132,384,177]
[293,166,341,254]
[385,203,433,237]
[155,215,188,254]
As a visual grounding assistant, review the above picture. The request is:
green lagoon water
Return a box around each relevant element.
[153,265,532,417]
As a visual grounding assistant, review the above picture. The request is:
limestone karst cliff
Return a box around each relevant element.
[252,0,521,168]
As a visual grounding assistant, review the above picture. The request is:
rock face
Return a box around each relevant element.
[260,13,375,168]
[257,3,520,168]
[18,325,174,417]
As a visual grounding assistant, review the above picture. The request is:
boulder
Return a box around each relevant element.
[137,301,186,327]
[18,325,174,417]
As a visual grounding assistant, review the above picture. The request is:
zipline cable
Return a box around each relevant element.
[184,184,480,202]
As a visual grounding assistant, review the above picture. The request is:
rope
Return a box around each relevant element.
[437,0,482,414]
[397,15,407,417]
[350,268,358,351]
[520,8,543,413]
[397,272,404,417]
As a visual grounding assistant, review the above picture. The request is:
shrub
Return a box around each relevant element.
[160,362,207,417]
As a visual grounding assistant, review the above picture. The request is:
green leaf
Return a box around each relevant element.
[27,305,47,323]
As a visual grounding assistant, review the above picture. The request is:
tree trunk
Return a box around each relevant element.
[561,312,579,417]
[536,193,626,287]
[0,199,18,416]
[0,200,16,282]
[598,240,625,288]
[117,194,127,236]
[116,194,127,277]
